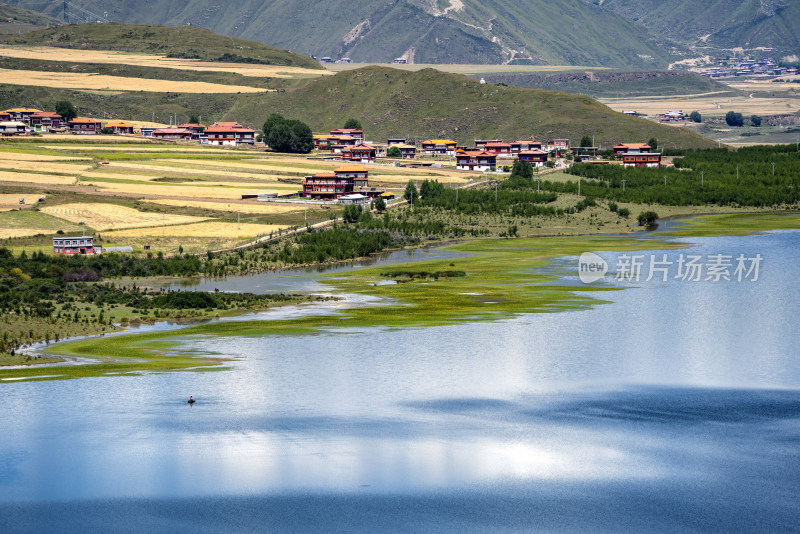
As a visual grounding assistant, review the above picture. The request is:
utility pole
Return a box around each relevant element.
[772,161,775,176]
[621,179,626,192]
[664,175,667,186]
[537,178,541,193]
[701,171,704,187]
[578,175,581,196]
[736,166,739,180]
[495,180,498,202]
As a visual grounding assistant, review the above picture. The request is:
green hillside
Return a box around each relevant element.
[585,0,800,58]
[0,66,717,149]
[0,1,59,34]
[3,0,677,68]
[0,22,322,69]
[230,67,716,148]
[482,70,738,98]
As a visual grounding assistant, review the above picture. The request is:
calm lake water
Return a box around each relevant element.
[1,231,799,533]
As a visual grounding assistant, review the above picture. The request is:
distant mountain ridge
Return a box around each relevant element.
[2,0,676,68]
[581,0,800,59]
[4,0,798,67]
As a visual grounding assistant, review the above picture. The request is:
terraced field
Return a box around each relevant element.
[0,67,267,93]
[0,46,329,79]
[0,138,484,253]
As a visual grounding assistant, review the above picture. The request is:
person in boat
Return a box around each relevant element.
[188,395,195,404]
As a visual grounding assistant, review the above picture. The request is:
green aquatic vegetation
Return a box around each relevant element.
[1,233,688,382]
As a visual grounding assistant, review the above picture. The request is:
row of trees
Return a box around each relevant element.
[725,111,762,127]
[564,145,800,207]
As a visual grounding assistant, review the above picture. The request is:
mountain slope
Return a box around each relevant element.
[584,0,800,58]
[3,0,677,67]
[0,22,322,68]
[230,66,716,149]
[0,1,59,34]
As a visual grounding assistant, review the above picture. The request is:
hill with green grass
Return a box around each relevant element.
[233,66,717,148]
[584,0,800,59]
[0,65,717,149]
[0,22,321,69]
[3,0,677,68]
[0,1,59,34]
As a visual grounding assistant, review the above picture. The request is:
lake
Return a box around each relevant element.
[1,230,799,533]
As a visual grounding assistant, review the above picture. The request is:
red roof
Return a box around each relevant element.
[457,150,495,157]
[205,126,255,133]
[614,143,651,149]
[69,117,101,124]
[30,112,62,118]
[485,142,511,148]
[178,123,206,128]
[312,172,337,178]
[519,150,548,155]
[211,121,247,129]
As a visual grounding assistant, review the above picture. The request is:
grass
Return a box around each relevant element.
[2,23,322,69]
[663,212,800,236]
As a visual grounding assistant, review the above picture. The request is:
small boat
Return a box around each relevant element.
[188,396,196,404]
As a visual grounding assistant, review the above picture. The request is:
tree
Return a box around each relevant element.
[690,110,702,123]
[265,117,313,154]
[404,181,419,203]
[647,138,658,150]
[54,100,77,121]
[262,113,285,139]
[580,135,592,148]
[511,159,533,178]
[637,210,659,226]
[374,196,386,212]
[342,204,361,223]
[188,114,200,124]
[725,111,744,127]
[343,118,362,130]
[387,145,402,158]
[751,115,762,127]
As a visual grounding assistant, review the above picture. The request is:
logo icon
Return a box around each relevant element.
[578,252,608,284]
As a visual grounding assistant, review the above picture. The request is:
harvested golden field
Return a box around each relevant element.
[101,161,288,180]
[368,173,469,185]
[105,221,287,238]
[0,227,55,239]
[600,93,800,118]
[40,203,209,231]
[83,171,172,182]
[66,146,243,154]
[84,181,287,199]
[0,171,77,185]
[0,46,330,79]
[163,158,320,174]
[0,194,43,211]
[0,151,91,162]
[145,199,304,214]
[0,68,266,93]
[0,158,92,174]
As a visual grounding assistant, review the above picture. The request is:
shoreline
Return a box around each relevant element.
[2,212,798,381]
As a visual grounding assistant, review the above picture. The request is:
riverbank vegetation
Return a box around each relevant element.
[0,246,327,365]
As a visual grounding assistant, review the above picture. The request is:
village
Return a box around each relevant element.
[1,104,667,257]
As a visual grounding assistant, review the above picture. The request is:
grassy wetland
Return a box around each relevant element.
[6,209,800,382]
